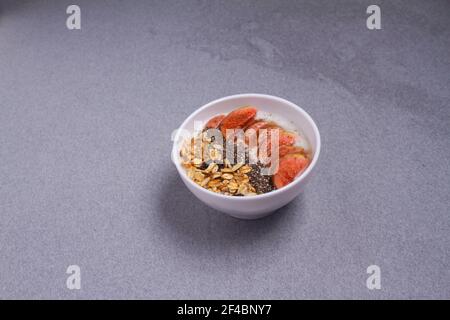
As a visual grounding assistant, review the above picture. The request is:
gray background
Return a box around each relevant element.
[0,0,449,299]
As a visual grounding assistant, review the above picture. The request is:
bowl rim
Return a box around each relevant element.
[171,93,321,201]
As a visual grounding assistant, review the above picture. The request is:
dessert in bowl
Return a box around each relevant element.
[171,94,321,219]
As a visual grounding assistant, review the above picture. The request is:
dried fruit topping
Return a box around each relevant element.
[256,128,297,157]
[279,130,296,146]
[273,153,310,189]
[204,114,225,129]
[279,145,306,158]
[219,106,257,136]
[245,120,270,132]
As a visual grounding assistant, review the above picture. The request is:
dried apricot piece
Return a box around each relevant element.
[272,153,309,189]
[245,120,268,144]
[245,120,269,132]
[204,114,225,129]
[273,173,290,190]
[257,128,296,157]
[279,130,296,146]
[279,145,306,158]
[219,106,257,136]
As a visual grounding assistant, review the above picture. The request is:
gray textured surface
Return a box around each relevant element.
[0,0,449,299]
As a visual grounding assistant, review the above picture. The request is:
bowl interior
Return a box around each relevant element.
[172,94,320,196]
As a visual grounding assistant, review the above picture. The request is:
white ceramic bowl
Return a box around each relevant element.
[171,94,321,219]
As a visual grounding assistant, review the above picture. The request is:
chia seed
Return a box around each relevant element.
[248,163,274,194]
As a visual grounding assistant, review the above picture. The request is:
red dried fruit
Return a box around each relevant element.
[279,145,306,158]
[254,128,296,150]
[256,128,296,157]
[242,118,258,130]
[245,120,269,132]
[242,117,258,131]
[273,173,290,190]
[273,153,310,189]
[279,130,296,146]
[244,120,269,144]
[219,106,257,137]
[204,114,225,129]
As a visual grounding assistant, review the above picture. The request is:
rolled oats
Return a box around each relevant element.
[193,158,202,166]
[200,177,210,187]
[194,171,204,182]
[221,173,234,180]
[231,162,244,172]
[204,162,216,173]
